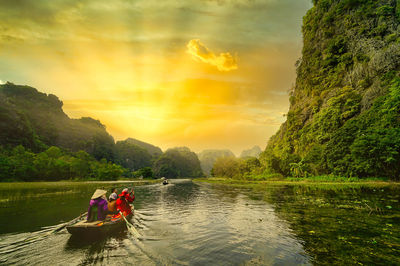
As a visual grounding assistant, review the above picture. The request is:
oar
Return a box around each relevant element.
[119,211,141,238]
[51,211,88,233]
[23,211,88,242]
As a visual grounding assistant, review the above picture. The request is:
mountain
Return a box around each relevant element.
[198,149,235,176]
[0,82,115,161]
[262,0,400,179]
[122,138,163,157]
[0,82,207,180]
[153,147,204,178]
[114,138,162,171]
[240,146,262,158]
[114,140,153,171]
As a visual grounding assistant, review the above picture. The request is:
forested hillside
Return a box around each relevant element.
[0,83,115,160]
[0,83,204,181]
[153,147,204,178]
[122,138,163,157]
[261,0,400,180]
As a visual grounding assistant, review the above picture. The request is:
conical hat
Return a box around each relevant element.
[91,189,107,199]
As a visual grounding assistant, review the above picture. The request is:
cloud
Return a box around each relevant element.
[0,80,5,85]
[187,39,238,71]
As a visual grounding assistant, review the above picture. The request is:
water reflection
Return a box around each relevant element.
[209,183,400,265]
[2,180,397,265]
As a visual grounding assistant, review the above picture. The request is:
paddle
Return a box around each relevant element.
[23,211,88,243]
[52,211,88,233]
[119,211,141,238]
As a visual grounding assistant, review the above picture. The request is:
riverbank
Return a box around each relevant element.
[194,177,400,187]
[0,179,161,190]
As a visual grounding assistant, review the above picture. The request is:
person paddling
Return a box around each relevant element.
[87,189,108,222]
[116,188,135,216]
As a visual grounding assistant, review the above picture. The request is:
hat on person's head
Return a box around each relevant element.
[91,189,107,199]
[109,192,118,201]
[119,188,129,197]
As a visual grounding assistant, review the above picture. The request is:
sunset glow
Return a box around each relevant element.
[0,0,312,154]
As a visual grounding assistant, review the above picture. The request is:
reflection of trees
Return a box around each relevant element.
[197,182,242,203]
[252,184,400,265]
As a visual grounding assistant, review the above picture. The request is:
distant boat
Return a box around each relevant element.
[162,179,169,185]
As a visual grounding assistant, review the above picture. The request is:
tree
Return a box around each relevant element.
[211,157,239,178]
[289,160,309,178]
[153,147,203,178]
[114,140,152,171]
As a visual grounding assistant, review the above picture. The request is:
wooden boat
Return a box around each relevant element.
[66,207,133,237]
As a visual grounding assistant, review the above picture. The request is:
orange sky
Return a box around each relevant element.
[0,0,312,155]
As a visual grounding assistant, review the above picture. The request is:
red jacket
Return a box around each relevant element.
[116,192,134,215]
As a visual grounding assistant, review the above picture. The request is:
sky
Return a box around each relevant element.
[0,0,312,155]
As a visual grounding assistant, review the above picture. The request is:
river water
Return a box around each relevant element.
[0,180,399,265]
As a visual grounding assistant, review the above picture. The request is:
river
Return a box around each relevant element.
[0,179,399,265]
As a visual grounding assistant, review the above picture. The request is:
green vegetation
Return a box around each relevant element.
[122,138,163,157]
[153,147,204,178]
[114,140,153,171]
[198,149,235,176]
[200,179,400,265]
[260,0,400,181]
[133,167,154,179]
[0,145,124,181]
[0,82,115,159]
[211,156,266,180]
[0,83,204,181]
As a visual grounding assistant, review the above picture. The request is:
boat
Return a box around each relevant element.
[66,207,133,237]
[163,179,169,185]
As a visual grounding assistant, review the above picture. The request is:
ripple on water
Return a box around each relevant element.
[0,180,312,265]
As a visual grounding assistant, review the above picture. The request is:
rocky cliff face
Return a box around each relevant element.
[262,0,400,179]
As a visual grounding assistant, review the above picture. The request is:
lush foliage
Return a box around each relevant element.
[122,138,163,157]
[153,147,204,178]
[133,167,154,179]
[0,83,115,160]
[0,83,207,181]
[211,156,265,180]
[0,145,124,181]
[114,140,153,171]
[262,0,400,180]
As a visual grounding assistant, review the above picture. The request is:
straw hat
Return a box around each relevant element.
[91,189,107,199]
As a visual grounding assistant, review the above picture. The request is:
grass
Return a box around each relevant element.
[194,176,399,188]
[0,178,161,190]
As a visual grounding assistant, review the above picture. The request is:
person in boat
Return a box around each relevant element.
[116,188,135,216]
[107,192,118,214]
[87,189,109,222]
